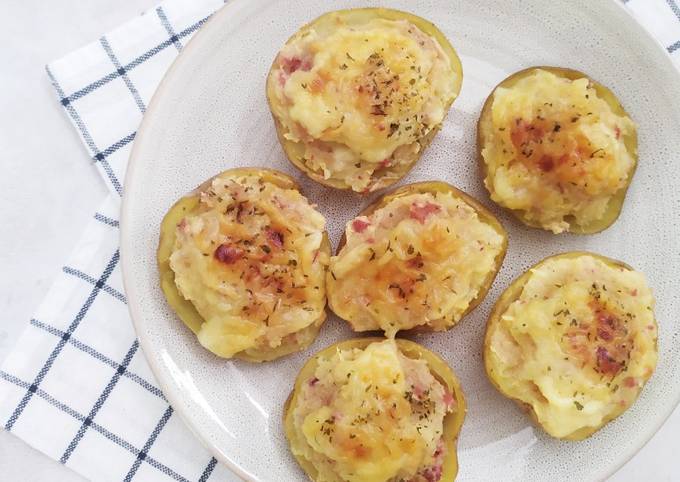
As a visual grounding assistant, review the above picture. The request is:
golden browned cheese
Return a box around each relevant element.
[478,68,637,234]
[158,169,330,361]
[284,338,465,482]
[328,182,506,337]
[267,8,462,192]
[484,252,658,440]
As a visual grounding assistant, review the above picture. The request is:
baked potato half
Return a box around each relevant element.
[284,338,466,481]
[484,252,658,440]
[328,181,507,337]
[266,8,463,193]
[157,167,331,362]
[477,67,638,234]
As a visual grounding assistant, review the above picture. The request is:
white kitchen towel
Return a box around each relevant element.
[0,198,233,482]
[0,1,679,482]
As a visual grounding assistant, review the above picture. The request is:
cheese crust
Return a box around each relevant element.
[286,339,461,482]
[328,183,506,337]
[484,253,658,440]
[479,68,637,233]
[160,169,330,360]
[267,9,461,192]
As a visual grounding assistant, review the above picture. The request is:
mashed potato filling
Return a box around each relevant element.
[481,69,636,233]
[290,340,454,482]
[328,192,504,337]
[269,16,458,191]
[169,173,328,358]
[486,255,657,438]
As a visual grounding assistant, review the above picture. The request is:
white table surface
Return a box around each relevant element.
[0,1,677,481]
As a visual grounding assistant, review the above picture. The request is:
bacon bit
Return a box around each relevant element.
[421,465,443,482]
[214,244,243,264]
[631,289,638,296]
[280,56,312,74]
[624,377,637,388]
[380,158,391,167]
[308,377,319,387]
[596,346,622,376]
[377,123,386,131]
[597,328,613,341]
[538,155,554,172]
[407,256,424,269]
[352,218,370,233]
[409,202,441,224]
[597,311,616,326]
[615,126,621,140]
[266,228,284,248]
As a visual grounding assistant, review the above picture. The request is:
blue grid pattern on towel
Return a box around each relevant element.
[47,5,214,197]
[0,209,220,482]
[0,1,232,480]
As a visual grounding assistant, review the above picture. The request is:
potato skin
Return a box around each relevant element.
[283,337,466,481]
[483,251,657,440]
[157,167,331,362]
[332,181,508,333]
[266,8,463,193]
[477,66,638,234]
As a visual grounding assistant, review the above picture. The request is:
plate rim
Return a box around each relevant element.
[120,1,680,480]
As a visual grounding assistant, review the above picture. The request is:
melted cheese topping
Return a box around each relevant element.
[481,69,636,233]
[169,173,328,358]
[328,191,504,337]
[290,340,453,482]
[486,255,657,439]
[269,16,458,191]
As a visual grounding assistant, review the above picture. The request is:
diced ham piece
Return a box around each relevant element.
[266,228,284,249]
[421,465,443,482]
[597,328,613,341]
[538,155,554,172]
[214,244,243,264]
[596,346,621,376]
[280,56,312,74]
[409,202,441,224]
[624,376,637,388]
[352,218,370,233]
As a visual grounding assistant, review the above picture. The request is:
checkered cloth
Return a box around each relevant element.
[0,0,678,481]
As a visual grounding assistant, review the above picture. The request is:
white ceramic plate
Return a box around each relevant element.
[121,1,680,480]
